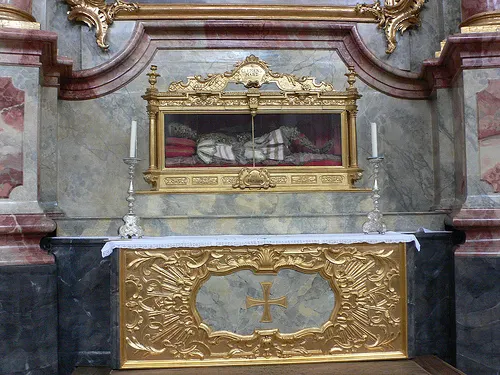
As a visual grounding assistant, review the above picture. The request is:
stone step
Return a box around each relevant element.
[72,356,466,375]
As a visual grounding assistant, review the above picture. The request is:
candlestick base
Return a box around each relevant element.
[118,157,144,239]
[362,156,387,234]
[362,212,387,234]
[119,214,144,239]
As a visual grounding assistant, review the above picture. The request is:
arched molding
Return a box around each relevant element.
[58,20,431,100]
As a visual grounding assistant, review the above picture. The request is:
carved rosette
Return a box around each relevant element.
[355,0,426,54]
[65,0,139,49]
[119,243,407,367]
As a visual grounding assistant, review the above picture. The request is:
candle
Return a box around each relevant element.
[370,122,378,158]
[129,120,137,158]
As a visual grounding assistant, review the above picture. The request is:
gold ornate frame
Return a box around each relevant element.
[63,1,426,54]
[142,55,365,193]
[118,242,407,368]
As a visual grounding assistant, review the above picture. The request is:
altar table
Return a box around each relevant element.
[105,233,419,369]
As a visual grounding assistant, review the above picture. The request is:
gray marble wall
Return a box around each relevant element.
[51,49,448,236]
[34,0,464,236]
[432,88,459,210]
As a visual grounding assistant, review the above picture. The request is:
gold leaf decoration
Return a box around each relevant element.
[119,243,407,367]
[65,0,139,49]
[355,0,426,54]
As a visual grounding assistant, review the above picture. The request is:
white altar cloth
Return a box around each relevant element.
[101,232,420,258]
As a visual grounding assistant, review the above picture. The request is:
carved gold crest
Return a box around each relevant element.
[232,168,276,190]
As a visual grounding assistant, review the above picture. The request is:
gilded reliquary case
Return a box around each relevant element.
[143,55,363,193]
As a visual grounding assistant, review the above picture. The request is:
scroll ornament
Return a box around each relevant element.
[355,0,427,54]
[121,244,405,364]
[65,0,138,50]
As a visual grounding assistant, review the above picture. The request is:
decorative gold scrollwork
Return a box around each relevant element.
[356,0,426,54]
[233,168,276,190]
[65,0,139,49]
[168,55,334,94]
[119,243,407,367]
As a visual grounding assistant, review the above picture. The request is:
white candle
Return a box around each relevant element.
[370,122,378,158]
[129,120,137,158]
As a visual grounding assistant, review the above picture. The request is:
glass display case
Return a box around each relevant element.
[142,55,363,193]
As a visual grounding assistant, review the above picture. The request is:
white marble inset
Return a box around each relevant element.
[196,269,335,335]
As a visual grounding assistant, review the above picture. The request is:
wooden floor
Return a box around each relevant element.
[72,356,466,375]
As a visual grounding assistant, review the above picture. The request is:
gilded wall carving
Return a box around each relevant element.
[355,0,426,54]
[64,1,426,54]
[65,0,138,49]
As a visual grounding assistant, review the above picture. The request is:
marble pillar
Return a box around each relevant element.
[0,0,33,20]
[462,0,500,21]
[0,29,60,374]
[0,0,37,29]
[450,66,500,375]
[461,0,500,31]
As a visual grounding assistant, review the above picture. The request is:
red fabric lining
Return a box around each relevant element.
[166,137,196,147]
[165,146,196,157]
[165,160,342,167]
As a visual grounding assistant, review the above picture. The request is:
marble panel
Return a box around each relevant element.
[411,233,456,364]
[455,256,500,375]
[197,269,335,335]
[0,77,24,199]
[358,88,434,213]
[477,79,500,193]
[45,238,112,375]
[462,69,500,208]
[0,66,42,214]
[57,49,436,232]
[0,264,58,375]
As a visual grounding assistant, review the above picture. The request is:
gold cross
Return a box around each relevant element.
[246,281,288,323]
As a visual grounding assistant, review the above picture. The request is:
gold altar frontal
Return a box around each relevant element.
[115,242,408,369]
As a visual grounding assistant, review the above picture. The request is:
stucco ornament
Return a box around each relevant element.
[65,0,138,49]
[356,0,427,54]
